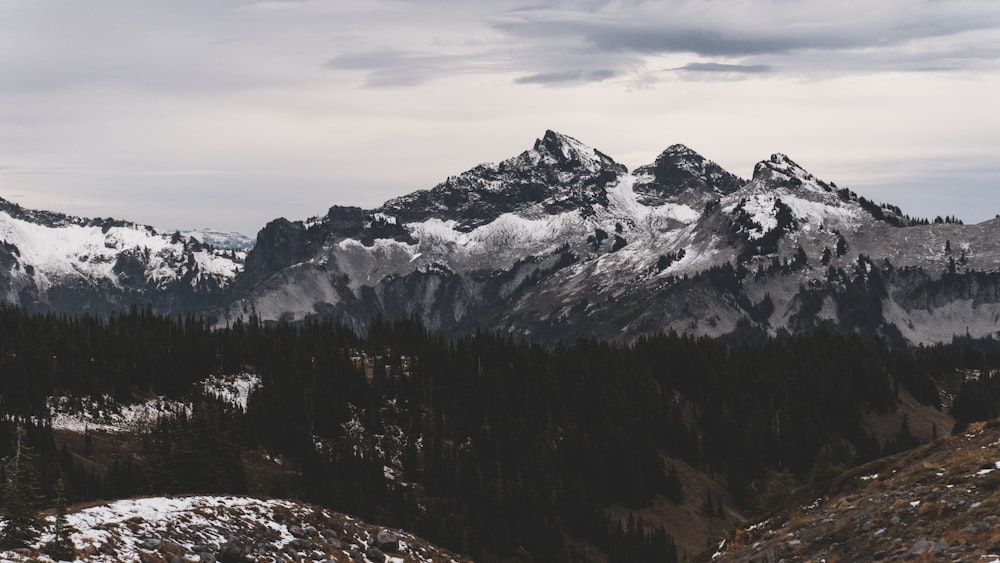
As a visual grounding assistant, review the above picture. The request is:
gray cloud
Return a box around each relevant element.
[489,0,1000,76]
[314,1,1000,89]
[515,68,616,85]
[1,0,999,234]
[675,62,773,73]
[322,50,474,88]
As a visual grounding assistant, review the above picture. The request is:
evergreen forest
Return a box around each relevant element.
[2,304,1000,561]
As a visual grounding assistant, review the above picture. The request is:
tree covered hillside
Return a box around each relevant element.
[2,305,1000,561]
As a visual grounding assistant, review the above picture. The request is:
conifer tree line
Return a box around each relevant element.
[2,304,1000,560]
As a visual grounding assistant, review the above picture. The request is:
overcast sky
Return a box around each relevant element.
[1,0,998,235]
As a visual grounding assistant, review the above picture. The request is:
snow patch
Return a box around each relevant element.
[47,395,189,434]
[48,374,261,433]
[201,373,261,411]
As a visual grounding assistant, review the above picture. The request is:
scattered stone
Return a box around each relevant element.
[786,539,801,549]
[198,553,217,563]
[375,529,400,552]
[288,525,307,538]
[365,546,387,563]
[889,515,901,526]
[219,540,246,563]
[930,541,949,555]
[907,540,932,556]
[139,538,163,550]
[861,520,873,531]
[287,538,312,552]
[965,521,990,534]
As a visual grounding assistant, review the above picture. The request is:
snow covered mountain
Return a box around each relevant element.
[0,196,245,313]
[4,131,1000,343]
[212,130,1000,344]
[181,228,255,251]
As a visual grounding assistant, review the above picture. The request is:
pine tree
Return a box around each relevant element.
[0,425,43,549]
[46,478,77,561]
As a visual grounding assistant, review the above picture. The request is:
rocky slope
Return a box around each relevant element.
[4,130,1000,343]
[0,495,467,563]
[707,419,1000,562]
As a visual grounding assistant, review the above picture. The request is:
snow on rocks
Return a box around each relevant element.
[0,495,467,562]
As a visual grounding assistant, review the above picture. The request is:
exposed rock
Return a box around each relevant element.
[365,546,387,563]
[907,539,932,556]
[375,529,400,552]
[138,538,162,550]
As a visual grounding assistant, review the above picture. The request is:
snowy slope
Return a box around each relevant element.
[217,130,1000,344]
[0,196,244,313]
[0,495,466,562]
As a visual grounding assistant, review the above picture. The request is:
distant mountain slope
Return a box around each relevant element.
[4,131,1000,343]
[0,196,244,313]
[181,228,255,251]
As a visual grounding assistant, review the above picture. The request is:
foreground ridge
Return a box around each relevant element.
[710,419,1000,562]
[1,495,468,563]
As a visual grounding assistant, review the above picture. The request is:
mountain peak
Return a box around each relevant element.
[632,143,743,205]
[377,130,626,231]
[532,130,622,173]
[752,153,817,188]
[663,143,698,157]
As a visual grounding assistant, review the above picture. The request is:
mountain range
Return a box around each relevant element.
[3,130,1000,344]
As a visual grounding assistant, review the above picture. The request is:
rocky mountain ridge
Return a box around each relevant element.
[3,131,1000,343]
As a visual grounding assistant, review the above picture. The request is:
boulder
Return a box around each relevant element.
[375,529,400,552]
[365,546,387,563]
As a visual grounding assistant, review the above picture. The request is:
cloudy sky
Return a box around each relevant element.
[1,0,998,234]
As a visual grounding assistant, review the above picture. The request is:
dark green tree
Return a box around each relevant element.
[45,478,77,561]
[0,425,43,548]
